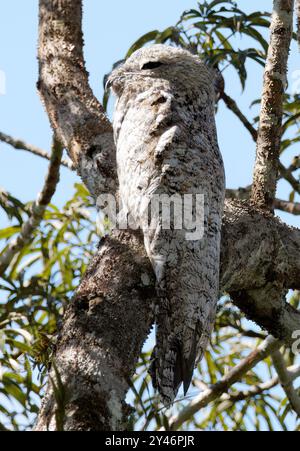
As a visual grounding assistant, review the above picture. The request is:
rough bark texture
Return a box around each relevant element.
[35,201,300,430]
[38,0,116,198]
[251,0,294,209]
[35,231,156,431]
[222,201,300,344]
[35,0,300,431]
[272,350,300,416]
[227,186,300,215]
[109,45,225,405]
[297,0,300,48]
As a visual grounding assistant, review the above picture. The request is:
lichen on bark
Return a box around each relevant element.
[35,0,300,431]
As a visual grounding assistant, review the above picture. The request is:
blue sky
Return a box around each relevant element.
[0,0,299,228]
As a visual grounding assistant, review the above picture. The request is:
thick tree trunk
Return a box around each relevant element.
[35,231,155,431]
[35,0,300,431]
[38,0,117,198]
[35,201,300,430]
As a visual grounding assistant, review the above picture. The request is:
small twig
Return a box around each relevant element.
[221,92,258,142]
[222,92,300,202]
[273,198,300,215]
[251,0,294,210]
[217,321,266,339]
[168,336,281,430]
[0,137,63,276]
[272,350,300,417]
[279,162,300,195]
[223,376,279,403]
[216,362,300,414]
[225,364,300,403]
[221,93,300,197]
[0,131,74,170]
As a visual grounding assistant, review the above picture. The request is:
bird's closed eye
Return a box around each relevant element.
[141,61,164,70]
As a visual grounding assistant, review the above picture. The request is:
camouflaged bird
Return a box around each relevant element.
[107,44,225,405]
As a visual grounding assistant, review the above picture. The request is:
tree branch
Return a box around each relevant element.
[35,231,156,431]
[226,186,300,215]
[189,362,300,422]
[279,161,300,195]
[168,336,281,430]
[251,0,294,209]
[274,198,300,215]
[0,131,73,170]
[221,92,258,141]
[35,200,300,430]
[35,0,300,431]
[0,138,62,275]
[38,0,117,198]
[222,201,300,345]
[272,350,300,417]
[297,0,300,48]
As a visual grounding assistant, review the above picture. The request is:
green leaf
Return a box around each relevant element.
[0,226,21,240]
[289,191,295,203]
[2,381,27,407]
[126,31,160,58]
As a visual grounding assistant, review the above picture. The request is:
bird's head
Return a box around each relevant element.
[106,44,214,98]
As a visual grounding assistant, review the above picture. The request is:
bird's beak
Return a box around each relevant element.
[105,77,113,91]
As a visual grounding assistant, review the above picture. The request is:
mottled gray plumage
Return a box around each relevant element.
[108,45,225,405]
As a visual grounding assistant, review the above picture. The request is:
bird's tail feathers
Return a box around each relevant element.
[149,319,203,406]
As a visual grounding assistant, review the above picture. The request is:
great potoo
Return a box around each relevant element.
[108,44,225,405]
